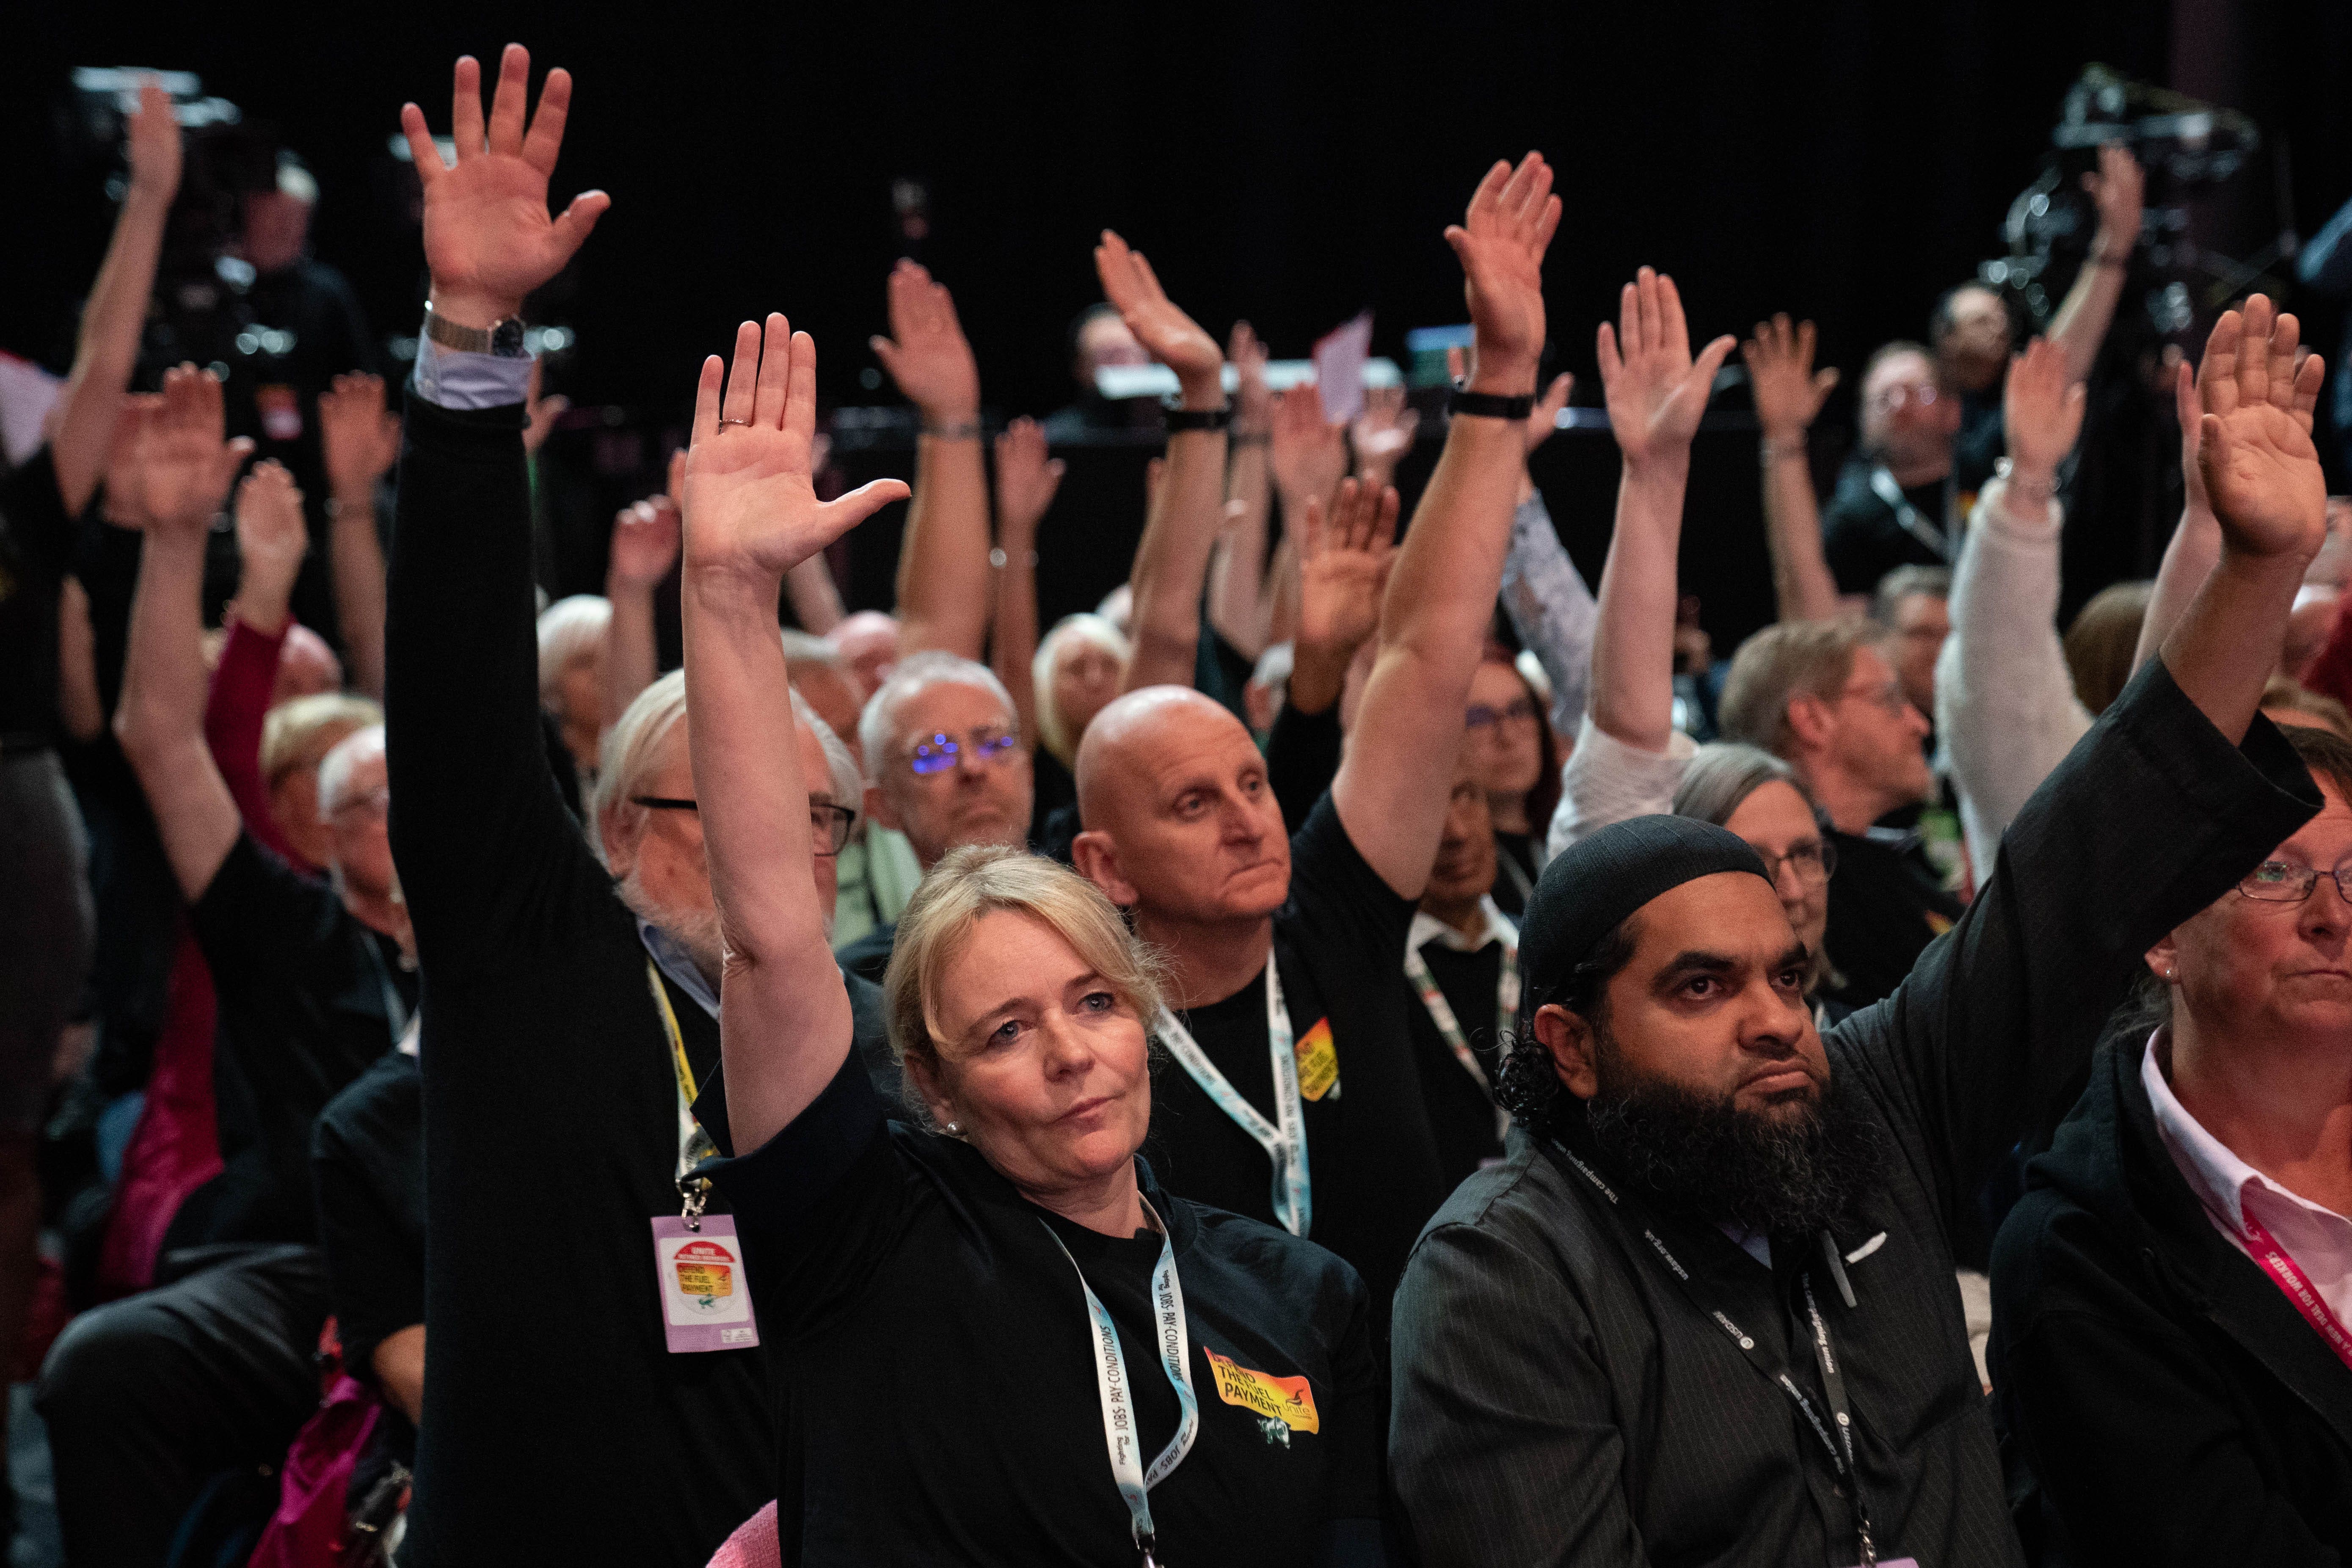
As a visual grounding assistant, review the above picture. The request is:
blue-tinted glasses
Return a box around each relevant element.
[907,728,1020,776]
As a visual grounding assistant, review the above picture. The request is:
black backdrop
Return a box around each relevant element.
[5,0,2344,653]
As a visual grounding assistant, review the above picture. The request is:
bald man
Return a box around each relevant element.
[1073,152,1565,1306]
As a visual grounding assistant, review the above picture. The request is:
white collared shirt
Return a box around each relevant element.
[1405,896,1517,963]
[2142,1031,2352,1331]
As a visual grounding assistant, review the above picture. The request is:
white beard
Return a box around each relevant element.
[617,868,728,984]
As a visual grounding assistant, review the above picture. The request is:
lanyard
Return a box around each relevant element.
[645,960,722,1218]
[1544,1137,1880,1568]
[1869,464,1955,564]
[1041,1197,1199,1567]
[2241,1210,2352,1373]
[1403,939,1518,1144]
[1156,956,1311,1237]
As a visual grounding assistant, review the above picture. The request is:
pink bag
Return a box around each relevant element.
[95,929,223,1298]
[247,1374,384,1568]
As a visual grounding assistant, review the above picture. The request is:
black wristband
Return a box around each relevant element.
[1449,386,1535,421]
[1163,404,1232,433]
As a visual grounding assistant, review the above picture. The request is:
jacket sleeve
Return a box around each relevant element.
[1936,477,2094,876]
[1389,1221,1647,1568]
[1834,657,2320,1218]
[1544,717,1693,862]
[1499,489,1596,739]
[385,391,604,976]
[205,617,294,862]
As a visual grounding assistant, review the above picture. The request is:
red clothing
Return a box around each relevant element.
[207,615,297,864]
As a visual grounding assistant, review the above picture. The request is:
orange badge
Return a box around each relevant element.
[1204,1348,1319,1433]
[1293,1017,1339,1102]
[672,1237,737,1301]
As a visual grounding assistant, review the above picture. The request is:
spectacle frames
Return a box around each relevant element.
[1466,698,1539,730]
[1753,840,1837,886]
[2237,860,2352,904]
[328,785,392,822]
[1836,678,1910,717]
[1869,383,1941,413]
[906,729,1020,777]
[631,796,859,857]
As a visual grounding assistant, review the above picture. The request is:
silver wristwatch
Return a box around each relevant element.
[422,302,528,358]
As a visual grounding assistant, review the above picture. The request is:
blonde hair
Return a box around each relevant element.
[1032,613,1132,767]
[261,693,383,787]
[536,595,612,705]
[883,844,1165,1127]
[1718,618,1878,759]
[2062,579,2153,717]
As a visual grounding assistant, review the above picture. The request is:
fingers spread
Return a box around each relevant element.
[399,105,444,180]
[451,55,485,158]
[691,355,723,441]
[488,43,531,155]
[785,331,819,446]
[522,66,573,174]
[2199,308,2242,417]
[552,190,611,258]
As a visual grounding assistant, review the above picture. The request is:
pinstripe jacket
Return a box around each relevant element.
[1390,659,2320,1568]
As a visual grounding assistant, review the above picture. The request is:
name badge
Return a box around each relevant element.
[650,1214,760,1353]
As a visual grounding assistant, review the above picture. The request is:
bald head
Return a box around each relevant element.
[1077,686,1247,827]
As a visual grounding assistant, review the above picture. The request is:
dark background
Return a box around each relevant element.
[3,0,2343,653]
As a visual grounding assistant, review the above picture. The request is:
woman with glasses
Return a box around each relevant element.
[1463,651,1561,917]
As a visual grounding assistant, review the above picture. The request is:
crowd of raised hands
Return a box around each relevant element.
[12,37,2352,1568]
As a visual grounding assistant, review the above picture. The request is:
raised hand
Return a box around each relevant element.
[125,77,182,201]
[1444,153,1560,394]
[400,45,609,329]
[609,493,682,590]
[2193,294,2327,564]
[2084,143,2145,256]
[523,357,568,456]
[317,372,402,497]
[234,460,308,623]
[1270,383,1346,509]
[869,259,980,421]
[1351,385,1420,488]
[1230,322,1273,436]
[993,416,1064,540]
[1526,372,1574,455]
[1296,477,1400,662]
[1596,267,1736,473]
[127,364,254,532]
[682,315,910,585]
[1093,231,1222,401]
[2002,336,2088,481]
[1740,314,1839,442]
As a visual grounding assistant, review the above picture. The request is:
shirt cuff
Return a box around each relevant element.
[411,326,535,411]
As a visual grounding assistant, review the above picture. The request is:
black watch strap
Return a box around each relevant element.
[1163,404,1232,433]
[1449,385,1535,420]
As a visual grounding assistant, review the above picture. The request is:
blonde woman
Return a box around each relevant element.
[681,314,1384,1565]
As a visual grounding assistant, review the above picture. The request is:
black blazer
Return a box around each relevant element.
[1992,1038,2352,1565]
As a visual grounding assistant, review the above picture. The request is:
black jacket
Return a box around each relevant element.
[1992,1037,2352,1565]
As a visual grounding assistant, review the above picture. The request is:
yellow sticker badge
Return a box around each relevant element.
[1293,1017,1339,1102]
[671,1237,739,1306]
[1205,1348,1319,1435]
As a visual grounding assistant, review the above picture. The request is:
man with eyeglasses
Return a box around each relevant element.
[1818,341,1967,599]
[833,650,1037,982]
[1718,617,1958,1009]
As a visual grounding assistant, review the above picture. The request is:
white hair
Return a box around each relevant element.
[536,595,612,704]
[316,724,387,821]
[1031,613,1131,767]
[858,651,1017,788]
[593,669,864,849]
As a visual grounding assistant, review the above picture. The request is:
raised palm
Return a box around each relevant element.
[1094,231,1222,384]
[2002,336,2087,477]
[1351,386,1419,481]
[1271,385,1345,509]
[609,495,682,589]
[400,47,608,323]
[869,259,979,418]
[682,316,909,584]
[1297,478,1399,658]
[2194,294,2327,562]
[1445,153,1560,386]
[1598,267,1735,470]
[235,461,309,590]
[993,416,1064,537]
[132,365,253,532]
[1740,314,1838,440]
[317,373,401,493]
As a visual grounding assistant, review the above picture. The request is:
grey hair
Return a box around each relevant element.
[1031,613,1131,767]
[593,668,864,843]
[316,724,387,821]
[1872,565,1952,624]
[858,651,1018,787]
[1669,742,1818,828]
[536,594,612,704]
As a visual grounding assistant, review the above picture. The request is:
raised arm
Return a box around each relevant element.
[1585,270,1737,754]
[316,372,402,698]
[1741,314,1842,624]
[209,460,310,855]
[1206,322,1277,659]
[111,368,255,901]
[989,416,1062,752]
[1290,479,1398,716]
[52,80,179,517]
[1099,231,1228,692]
[681,316,908,1153]
[1332,153,1561,897]
[2133,354,2226,672]
[603,449,683,727]
[1497,373,1595,737]
[1936,336,2091,874]
[874,261,989,660]
[2046,146,2145,387]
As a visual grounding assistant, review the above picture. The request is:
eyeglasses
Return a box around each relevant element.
[1754,840,1837,886]
[631,796,859,857]
[1836,677,1910,717]
[328,785,392,822]
[905,728,1020,777]
[2236,860,2352,904]
[1869,383,1940,413]
[1466,697,1539,730]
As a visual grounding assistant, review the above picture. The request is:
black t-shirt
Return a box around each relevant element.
[1266,700,1342,838]
[183,832,414,1246]
[707,1051,1385,1565]
[312,1048,424,1377]
[1954,386,2004,495]
[1822,825,1966,1011]
[1031,747,1077,850]
[1820,459,1951,597]
[1404,935,1513,1185]
[0,447,72,745]
[1145,794,1449,1312]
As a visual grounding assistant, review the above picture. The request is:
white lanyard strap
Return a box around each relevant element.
[1869,463,1956,561]
[1041,1197,1199,1561]
[1404,940,1518,1143]
[1155,955,1311,1237]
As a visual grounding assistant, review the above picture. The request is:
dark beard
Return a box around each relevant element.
[1584,1036,1886,1242]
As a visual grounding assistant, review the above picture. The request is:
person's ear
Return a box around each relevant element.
[902,1053,957,1132]
[2145,933,2182,988]
[1531,1002,1601,1100]
[865,782,902,833]
[1784,693,1836,752]
[1070,830,1137,907]
[600,807,640,879]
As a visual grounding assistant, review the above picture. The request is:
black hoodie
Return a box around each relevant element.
[1991,1036,2352,1565]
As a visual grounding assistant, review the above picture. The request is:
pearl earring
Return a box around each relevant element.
[944,1121,962,1136]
